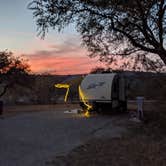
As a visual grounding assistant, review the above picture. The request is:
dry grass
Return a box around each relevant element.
[2,103,166,166]
[3,104,79,117]
[56,137,166,166]
[48,102,166,166]
[143,103,166,137]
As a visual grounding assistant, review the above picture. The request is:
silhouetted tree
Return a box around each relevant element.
[90,67,106,73]
[118,53,166,72]
[105,53,166,72]
[0,51,31,97]
[91,53,166,73]
[28,0,166,65]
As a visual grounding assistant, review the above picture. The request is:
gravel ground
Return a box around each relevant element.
[53,136,166,166]
[48,102,166,166]
[0,106,128,166]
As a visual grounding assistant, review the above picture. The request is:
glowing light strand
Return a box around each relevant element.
[78,86,92,117]
[55,84,70,102]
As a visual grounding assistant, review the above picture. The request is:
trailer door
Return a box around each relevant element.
[119,77,126,101]
[111,75,119,100]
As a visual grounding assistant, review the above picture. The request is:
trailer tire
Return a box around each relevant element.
[96,107,103,114]
[120,101,127,112]
[79,102,87,111]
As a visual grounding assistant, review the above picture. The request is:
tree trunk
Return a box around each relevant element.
[0,100,3,116]
[0,85,9,98]
[159,50,166,65]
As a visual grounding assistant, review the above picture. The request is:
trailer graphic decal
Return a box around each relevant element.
[87,82,105,90]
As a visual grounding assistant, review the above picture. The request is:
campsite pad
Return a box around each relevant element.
[0,107,128,166]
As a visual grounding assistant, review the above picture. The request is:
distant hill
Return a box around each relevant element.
[1,74,83,105]
[1,72,166,105]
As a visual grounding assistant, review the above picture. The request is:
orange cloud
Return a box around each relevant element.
[28,54,105,75]
[22,35,106,75]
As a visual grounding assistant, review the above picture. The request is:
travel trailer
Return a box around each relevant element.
[79,73,127,112]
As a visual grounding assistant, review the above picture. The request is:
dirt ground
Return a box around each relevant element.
[49,136,166,166]
[3,104,79,117]
[0,103,128,166]
[46,102,166,166]
[1,102,166,166]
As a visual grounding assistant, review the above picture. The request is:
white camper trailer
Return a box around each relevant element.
[79,73,127,112]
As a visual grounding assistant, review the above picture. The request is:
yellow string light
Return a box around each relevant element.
[78,86,92,117]
[55,84,70,102]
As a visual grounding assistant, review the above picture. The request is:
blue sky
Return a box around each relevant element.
[0,0,104,74]
[0,0,35,50]
[0,0,74,52]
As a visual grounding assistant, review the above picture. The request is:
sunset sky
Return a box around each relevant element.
[0,0,105,75]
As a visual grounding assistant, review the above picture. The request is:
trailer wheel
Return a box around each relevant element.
[96,107,103,113]
[79,102,87,111]
[123,101,127,112]
[91,102,96,112]
[120,101,127,112]
[91,102,100,113]
[93,103,103,113]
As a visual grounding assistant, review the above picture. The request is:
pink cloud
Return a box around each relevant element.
[22,35,106,74]
[28,54,105,75]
